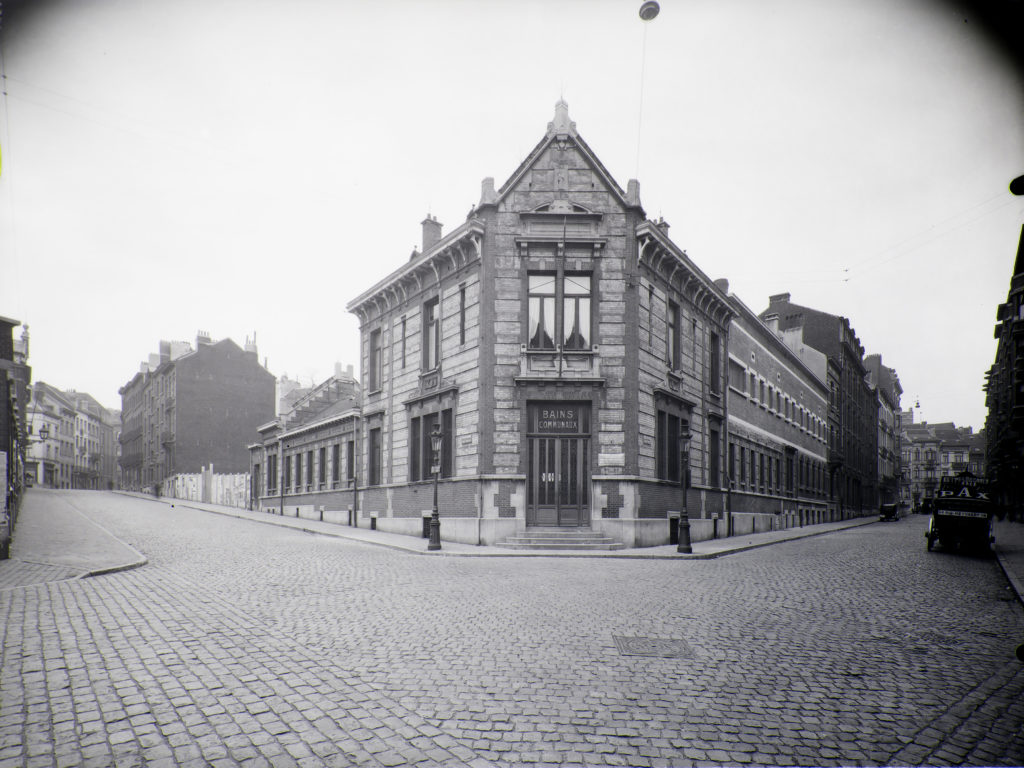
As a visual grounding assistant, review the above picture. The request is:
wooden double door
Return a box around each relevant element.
[526,402,591,527]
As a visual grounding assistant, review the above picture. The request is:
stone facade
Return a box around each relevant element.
[346,102,733,547]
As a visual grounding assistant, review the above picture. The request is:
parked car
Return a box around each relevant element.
[879,503,900,521]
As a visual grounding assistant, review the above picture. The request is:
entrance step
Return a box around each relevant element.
[495,528,625,551]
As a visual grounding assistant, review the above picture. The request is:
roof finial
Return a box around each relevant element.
[552,99,571,134]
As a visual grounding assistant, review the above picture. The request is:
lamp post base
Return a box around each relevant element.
[676,516,692,554]
[428,514,441,551]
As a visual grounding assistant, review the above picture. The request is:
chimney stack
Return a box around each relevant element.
[763,313,780,334]
[768,293,791,306]
[421,215,443,253]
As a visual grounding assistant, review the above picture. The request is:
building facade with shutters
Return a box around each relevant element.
[345,102,733,547]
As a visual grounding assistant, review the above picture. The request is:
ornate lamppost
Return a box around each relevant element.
[677,425,692,553]
[427,423,443,551]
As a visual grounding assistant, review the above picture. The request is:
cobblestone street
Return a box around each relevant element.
[2,490,1023,767]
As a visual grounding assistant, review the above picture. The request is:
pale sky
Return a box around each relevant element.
[2,0,1022,431]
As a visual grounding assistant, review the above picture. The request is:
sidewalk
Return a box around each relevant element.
[4,489,1024,605]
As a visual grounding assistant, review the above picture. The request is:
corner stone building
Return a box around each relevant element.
[347,102,733,547]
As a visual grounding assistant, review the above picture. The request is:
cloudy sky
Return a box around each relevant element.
[1,0,1022,431]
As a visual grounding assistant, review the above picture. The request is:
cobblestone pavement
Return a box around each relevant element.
[2,492,1023,767]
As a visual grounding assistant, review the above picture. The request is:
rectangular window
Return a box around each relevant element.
[423,297,440,370]
[292,453,300,492]
[740,447,747,484]
[306,450,313,489]
[346,439,355,481]
[319,446,326,487]
[709,427,720,488]
[563,273,591,350]
[528,272,593,351]
[528,273,557,349]
[750,372,757,398]
[368,428,382,485]
[759,453,766,492]
[368,329,382,391]
[401,316,407,368]
[332,444,340,485]
[409,409,454,480]
[267,453,277,493]
[728,360,745,391]
[459,285,466,345]
[708,332,720,393]
[667,300,680,369]
[410,417,421,482]
[655,409,682,483]
[647,286,655,346]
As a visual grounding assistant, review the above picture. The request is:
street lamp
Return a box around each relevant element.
[677,425,692,553]
[427,422,443,551]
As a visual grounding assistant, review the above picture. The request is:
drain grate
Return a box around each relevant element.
[613,636,694,659]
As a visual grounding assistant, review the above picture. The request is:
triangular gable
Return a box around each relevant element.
[494,100,634,211]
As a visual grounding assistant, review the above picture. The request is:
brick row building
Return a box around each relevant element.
[119,334,275,493]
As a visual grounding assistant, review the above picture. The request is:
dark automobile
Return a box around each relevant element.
[879,503,900,521]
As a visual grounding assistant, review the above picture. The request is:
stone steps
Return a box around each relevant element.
[495,528,625,551]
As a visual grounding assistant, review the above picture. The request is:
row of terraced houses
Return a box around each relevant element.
[245,102,905,548]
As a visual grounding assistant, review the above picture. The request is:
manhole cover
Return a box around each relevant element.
[613,636,694,658]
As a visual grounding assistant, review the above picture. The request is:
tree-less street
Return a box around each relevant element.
[2,490,1023,767]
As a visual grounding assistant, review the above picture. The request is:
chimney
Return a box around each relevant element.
[763,313,780,334]
[654,217,670,233]
[768,293,791,306]
[479,177,497,206]
[626,179,641,208]
[422,215,443,253]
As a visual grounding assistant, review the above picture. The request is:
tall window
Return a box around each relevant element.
[528,274,556,349]
[368,329,382,391]
[667,300,680,369]
[459,285,467,345]
[563,274,591,350]
[267,453,277,493]
[528,272,592,350]
[332,444,340,486]
[346,439,355,481]
[708,426,720,487]
[293,453,301,492]
[409,408,454,481]
[306,450,313,489]
[400,316,407,368]
[423,297,440,370]
[708,332,720,393]
[368,428,382,485]
[656,409,684,482]
[318,446,326,487]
